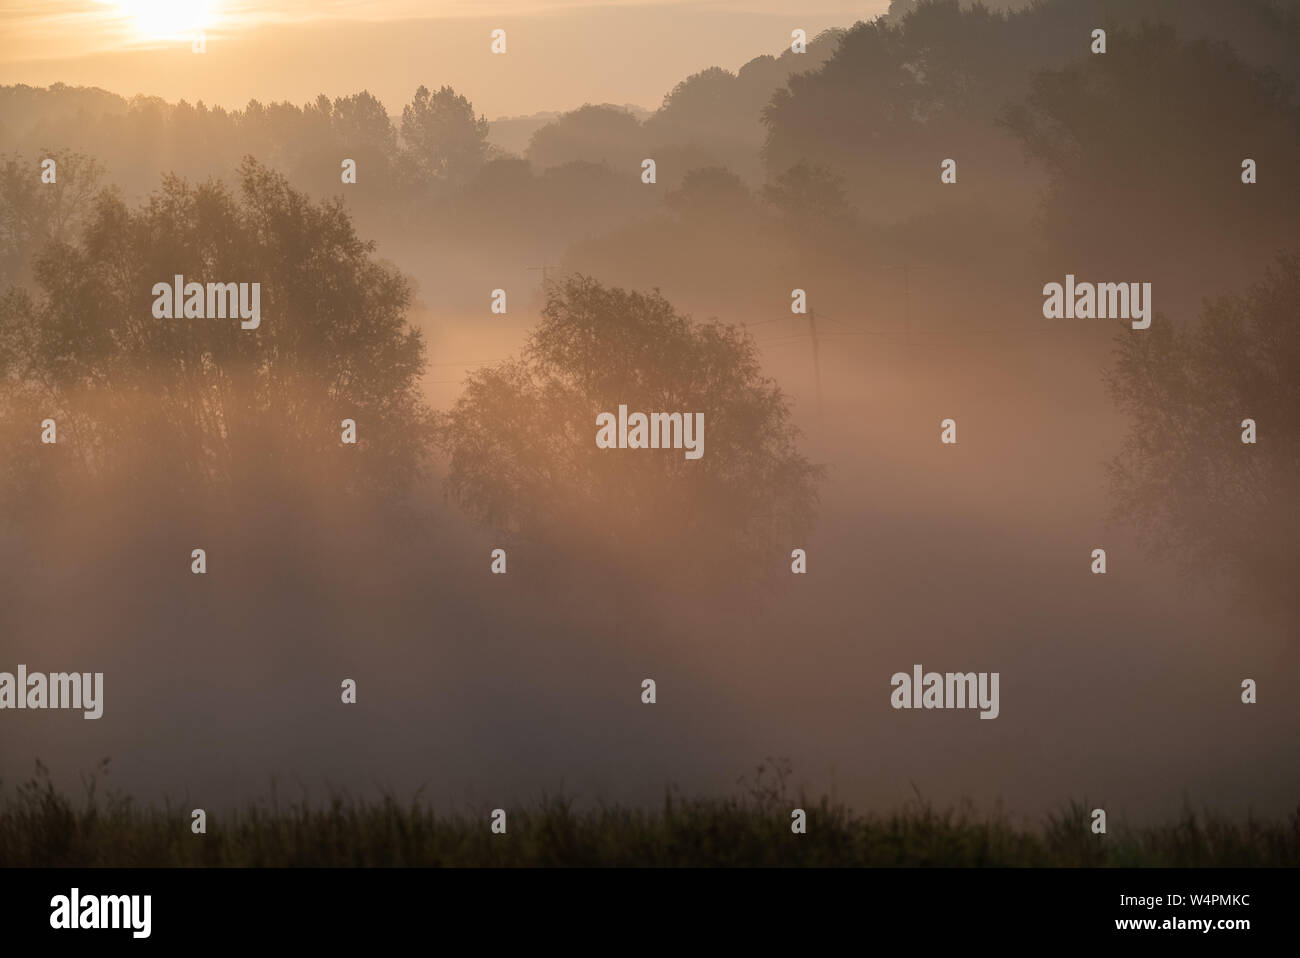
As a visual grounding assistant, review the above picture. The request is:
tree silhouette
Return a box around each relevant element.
[760,3,1028,217]
[435,276,824,576]
[526,104,644,171]
[400,85,492,188]
[0,158,432,520]
[0,148,103,289]
[761,162,853,230]
[641,35,845,181]
[1001,24,1300,282]
[665,166,754,221]
[1105,254,1300,619]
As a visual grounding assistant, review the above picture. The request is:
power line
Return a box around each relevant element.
[427,358,508,367]
[526,264,560,287]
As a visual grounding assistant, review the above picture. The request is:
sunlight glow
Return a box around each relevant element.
[114,0,218,42]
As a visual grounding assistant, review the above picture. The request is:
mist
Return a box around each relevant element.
[2,0,1298,829]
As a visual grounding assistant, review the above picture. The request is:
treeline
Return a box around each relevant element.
[3,0,1297,416]
[0,28,842,273]
[4,1,1296,312]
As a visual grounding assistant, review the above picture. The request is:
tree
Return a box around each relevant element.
[329,90,397,155]
[643,36,846,174]
[1105,254,1300,620]
[0,148,103,289]
[526,104,644,171]
[665,166,754,221]
[0,158,432,521]
[760,4,1025,217]
[1001,24,1300,284]
[761,162,853,228]
[399,85,492,188]
[649,67,740,143]
[434,276,824,578]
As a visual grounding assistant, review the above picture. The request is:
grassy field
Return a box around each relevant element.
[2,760,1296,867]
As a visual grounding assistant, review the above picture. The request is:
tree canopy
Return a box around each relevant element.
[435,276,824,577]
[0,159,432,519]
[1106,254,1300,619]
[400,84,493,188]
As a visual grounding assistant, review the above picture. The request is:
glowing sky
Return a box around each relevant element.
[0,1,890,116]
[4,1,889,57]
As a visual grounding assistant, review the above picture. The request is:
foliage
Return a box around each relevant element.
[1105,255,1300,617]
[0,148,103,289]
[0,159,432,516]
[434,276,824,577]
[399,84,493,188]
[3,759,1294,867]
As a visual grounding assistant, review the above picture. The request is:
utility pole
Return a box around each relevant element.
[903,265,911,352]
[880,264,931,355]
[808,306,824,419]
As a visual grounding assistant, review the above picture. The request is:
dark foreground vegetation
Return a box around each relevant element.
[3,761,1296,867]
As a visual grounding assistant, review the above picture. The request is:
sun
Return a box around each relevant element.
[115,0,217,41]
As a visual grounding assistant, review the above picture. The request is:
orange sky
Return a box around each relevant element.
[0,1,890,116]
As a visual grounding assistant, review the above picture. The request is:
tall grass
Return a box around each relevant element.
[2,759,1296,867]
